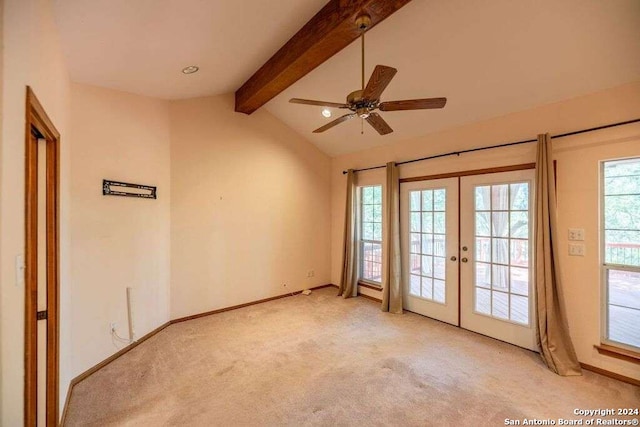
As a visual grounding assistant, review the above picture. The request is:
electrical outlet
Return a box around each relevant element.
[110,322,117,333]
[568,228,585,241]
[307,270,315,278]
[568,243,585,256]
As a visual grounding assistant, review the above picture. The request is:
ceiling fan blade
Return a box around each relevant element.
[362,65,397,101]
[379,97,447,111]
[313,114,356,133]
[289,98,349,108]
[365,112,393,135]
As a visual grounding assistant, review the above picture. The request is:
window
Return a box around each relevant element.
[359,185,382,284]
[602,157,640,350]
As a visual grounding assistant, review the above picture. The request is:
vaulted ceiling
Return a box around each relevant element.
[54,0,640,156]
[53,0,328,99]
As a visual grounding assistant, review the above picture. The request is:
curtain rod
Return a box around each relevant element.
[342,117,640,174]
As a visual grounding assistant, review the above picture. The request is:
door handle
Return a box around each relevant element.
[450,256,457,262]
[461,257,468,263]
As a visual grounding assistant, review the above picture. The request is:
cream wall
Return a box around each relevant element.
[69,83,171,375]
[331,81,640,380]
[169,94,332,319]
[0,0,72,423]
[554,124,640,380]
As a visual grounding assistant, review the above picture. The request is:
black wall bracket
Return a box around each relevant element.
[103,179,157,199]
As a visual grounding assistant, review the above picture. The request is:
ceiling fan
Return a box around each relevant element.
[289,14,447,135]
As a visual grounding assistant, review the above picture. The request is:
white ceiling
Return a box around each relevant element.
[54,0,640,156]
[53,0,327,99]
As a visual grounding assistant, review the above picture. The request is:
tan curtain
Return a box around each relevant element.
[382,162,403,313]
[534,133,581,376]
[339,169,358,298]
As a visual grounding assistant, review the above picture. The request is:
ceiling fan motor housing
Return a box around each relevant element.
[347,89,377,118]
[347,89,364,104]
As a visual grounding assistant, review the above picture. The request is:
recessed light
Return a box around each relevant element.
[182,65,199,75]
[322,109,332,118]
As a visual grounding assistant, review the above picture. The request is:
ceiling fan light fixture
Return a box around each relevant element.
[322,108,332,118]
[181,65,199,75]
[356,107,370,119]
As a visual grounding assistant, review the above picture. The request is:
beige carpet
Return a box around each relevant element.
[65,287,639,426]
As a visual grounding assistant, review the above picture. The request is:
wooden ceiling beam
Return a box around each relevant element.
[234,0,413,115]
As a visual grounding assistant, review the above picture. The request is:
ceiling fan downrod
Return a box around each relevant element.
[355,14,371,90]
[355,14,371,132]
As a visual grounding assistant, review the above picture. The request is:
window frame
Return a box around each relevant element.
[600,157,640,353]
[358,184,383,287]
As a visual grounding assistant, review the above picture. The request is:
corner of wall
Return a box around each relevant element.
[168,92,333,320]
[68,83,172,379]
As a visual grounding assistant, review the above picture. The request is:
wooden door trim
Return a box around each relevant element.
[399,163,535,183]
[45,131,60,425]
[25,86,60,426]
[25,122,38,427]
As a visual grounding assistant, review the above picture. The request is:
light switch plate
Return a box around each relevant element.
[568,228,585,241]
[568,243,585,256]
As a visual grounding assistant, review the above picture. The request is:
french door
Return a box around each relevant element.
[401,178,459,325]
[460,170,537,350]
[401,169,537,350]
